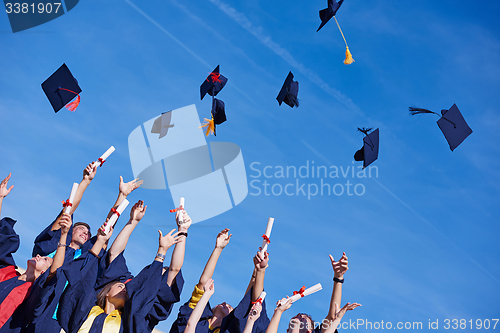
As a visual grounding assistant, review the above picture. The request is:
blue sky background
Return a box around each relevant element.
[1,0,499,332]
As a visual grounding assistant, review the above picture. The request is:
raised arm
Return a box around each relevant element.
[322,252,361,333]
[0,173,14,217]
[51,163,97,231]
[165,209,192,286]
[265,298,292,333]
[155,228,182,264]
[104,176,142,221]
[251,250,269,302]
[107,200,146,264]
[196,228,232,290]
[243,301,263,333]
[185,279,216,333]
[91,220,115,257]
[46,214,72,283]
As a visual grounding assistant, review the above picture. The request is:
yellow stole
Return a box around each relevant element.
[78,306,122,333]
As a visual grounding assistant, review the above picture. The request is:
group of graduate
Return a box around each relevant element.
[0,160,361,333]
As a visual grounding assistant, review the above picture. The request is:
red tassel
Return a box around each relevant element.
[65,94,80,112]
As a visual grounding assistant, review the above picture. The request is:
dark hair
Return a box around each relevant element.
[73,222,91,238]
[96,281,121,310]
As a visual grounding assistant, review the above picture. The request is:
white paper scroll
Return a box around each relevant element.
[177,197,185,225]
[259,217,274,258]
[251,291,266,316]
[63,183,79,215]
[102,199,129,235]
[288,283,322,303]
[92,146,115,168]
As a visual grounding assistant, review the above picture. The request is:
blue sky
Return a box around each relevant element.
[1,0,499,332]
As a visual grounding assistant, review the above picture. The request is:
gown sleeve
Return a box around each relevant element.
[32,211,73,257]
[0,217,19,268]
[57,253,100,333]
[219,288,270,333]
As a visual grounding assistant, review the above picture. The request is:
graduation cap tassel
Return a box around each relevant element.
[408,107,439,116]
[65,94,80,112]
[200,117,215,136]
[58,88,80,112]
[334,16,354,65]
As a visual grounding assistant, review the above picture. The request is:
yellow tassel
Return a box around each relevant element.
[344,46,354,65]
[199,118,215,136]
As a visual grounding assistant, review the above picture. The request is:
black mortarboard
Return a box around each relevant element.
[201,98,226,136]
[41,63,82,113]
[409,104,473,151]
[316,0,354,65]
[151,111,174,139]
[276,72,299,108]
[200,65,228,100]
[354,128,379,168]
[317,0,344,32]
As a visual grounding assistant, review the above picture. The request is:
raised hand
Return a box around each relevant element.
[59,214,72,235]
[253,249,269,270]
[158,229,182,251]
[176,209,192,231]
[275,297,293,313]
[98,219,114,241]
[119,176,143,196]
[130,200,147,222]
[0,173,14,198]
[215,228,232,249]
[248,302,262,322]
[83,163,97,181]
[330,302,361,330]
[330,252,348,278]
[203,278,215,296]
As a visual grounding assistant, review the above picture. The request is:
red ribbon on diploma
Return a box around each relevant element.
[293,286,306,298]
[111,208,120,217]
[251,297,263,305]
[98,158,105,167]
[62,199,72,208]
[262,234,271,244]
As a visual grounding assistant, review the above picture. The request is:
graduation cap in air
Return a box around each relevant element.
[151,112,174,139]
[316,0,354,65]
[276,71,299,108]
[41,63,82,112]
[201,98,226,136]
[200,65,228,100]
[354,128,379,168]
[409,104,473,151]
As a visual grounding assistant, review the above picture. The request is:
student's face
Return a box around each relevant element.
[287,313,313,333]
[213,302,233,318]
[27,254,53,274]
[71,225,90,246]
[106,282,128,309]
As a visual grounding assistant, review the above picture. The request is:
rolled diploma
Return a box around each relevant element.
[93,146,115,168]
[288,283,323,303]
[259,217,274,257]
[177,197,185,224]
[251,291,267,316]
[103,199,129,235]
[63,183,79,214]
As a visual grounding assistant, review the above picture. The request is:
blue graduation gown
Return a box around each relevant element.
[58,253,183,333]
[219,288,270,333]
[0,217,32,332]
[96,251,184,332]
[169,297,215,333]
[20,248,100,333]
